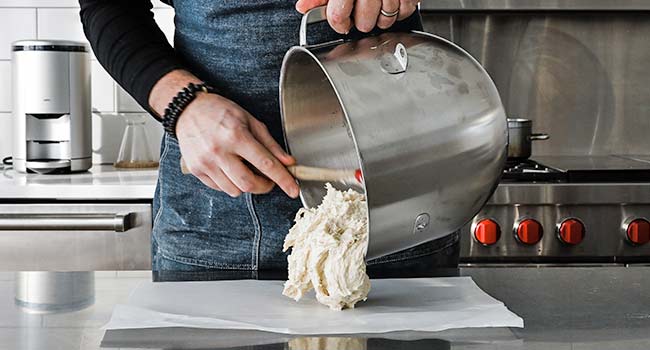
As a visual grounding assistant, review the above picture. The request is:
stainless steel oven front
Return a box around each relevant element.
[0,203,151,270]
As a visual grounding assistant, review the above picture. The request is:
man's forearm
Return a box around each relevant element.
[149,69,204,119]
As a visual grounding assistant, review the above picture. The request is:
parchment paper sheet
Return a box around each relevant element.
[105,277,523,335]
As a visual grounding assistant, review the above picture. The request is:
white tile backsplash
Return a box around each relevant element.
[0,61,10,112]
[92,112,124,164]
[0,113,12,158]
[116,85,145,113]
[153,0,173,8]
[37,8,88,44]
[153,8,175,45]
[0,8,37,59]
[0,0,171,8]
[0,1,80,7]
[145,114,164,158]
[91,61,114,112]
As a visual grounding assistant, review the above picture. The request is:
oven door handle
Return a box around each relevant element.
[0,213,135,232]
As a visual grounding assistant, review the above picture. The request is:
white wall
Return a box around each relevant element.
[0,0,174,163]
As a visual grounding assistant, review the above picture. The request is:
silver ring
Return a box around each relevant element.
[380,8,400,17]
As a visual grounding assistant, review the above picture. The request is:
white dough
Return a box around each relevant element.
[283,183,370,310]
[288,337,367,350]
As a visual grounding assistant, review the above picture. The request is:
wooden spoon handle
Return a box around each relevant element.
[180,158,361,183]
[180,157,191,174]
[286,165,356,183]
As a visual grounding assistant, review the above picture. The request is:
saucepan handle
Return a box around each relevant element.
[528,133,550,141]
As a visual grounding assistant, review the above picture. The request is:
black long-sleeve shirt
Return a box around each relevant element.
[80,0,422,131]
[79,0,181,115]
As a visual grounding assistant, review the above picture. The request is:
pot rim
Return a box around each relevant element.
[507,118,532,124]
[279,45,367,206]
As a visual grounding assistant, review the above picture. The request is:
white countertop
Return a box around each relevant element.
[0,165,157,200]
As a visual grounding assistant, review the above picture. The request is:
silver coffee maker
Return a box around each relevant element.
[12,40,92,173]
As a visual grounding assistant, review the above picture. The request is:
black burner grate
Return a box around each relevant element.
[502,160,567,182]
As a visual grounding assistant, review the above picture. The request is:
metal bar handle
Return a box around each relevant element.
[528,133,550,141]
[0,213,134,232]
[299,4,423,46]
[299,5,328,46]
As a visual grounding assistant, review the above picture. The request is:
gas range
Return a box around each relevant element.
[460,155,650,264]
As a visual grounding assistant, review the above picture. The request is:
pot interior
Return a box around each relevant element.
[281,49,364,208]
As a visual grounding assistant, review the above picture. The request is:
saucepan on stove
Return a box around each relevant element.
[507,118,549,160]
[280,7,508,259]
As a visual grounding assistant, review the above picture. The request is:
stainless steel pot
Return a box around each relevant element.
[507,118,549,159]
[280,7,508,259]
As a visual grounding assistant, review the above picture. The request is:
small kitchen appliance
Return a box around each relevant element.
[11,40,92,173]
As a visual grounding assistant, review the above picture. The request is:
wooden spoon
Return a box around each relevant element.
[180,157,362,185]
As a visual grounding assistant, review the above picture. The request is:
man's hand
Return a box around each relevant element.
[176,93,300,198]
[149,70,299,198]
[295,0,419,34]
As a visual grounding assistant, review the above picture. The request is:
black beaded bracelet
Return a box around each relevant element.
[162,82,215,138]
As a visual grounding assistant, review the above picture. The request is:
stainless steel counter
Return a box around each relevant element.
[2,267,648,349]
[0,165,157,200]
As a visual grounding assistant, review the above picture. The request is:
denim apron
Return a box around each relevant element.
[151,0,460,273]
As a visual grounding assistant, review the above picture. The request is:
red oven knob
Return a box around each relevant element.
[626,218,650,245]
[515,219,543,245]
[557,218,585,245]
[474,219,500,246]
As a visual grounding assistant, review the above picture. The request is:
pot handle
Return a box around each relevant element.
[299,5,421,47]
[300,6,329,46]
[299,5,409,73]
[528,133,550,141]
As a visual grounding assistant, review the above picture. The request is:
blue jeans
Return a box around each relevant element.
[152,135,459,274]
